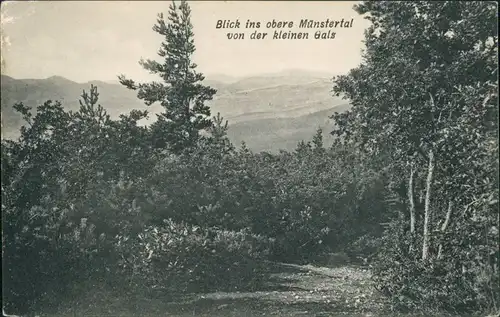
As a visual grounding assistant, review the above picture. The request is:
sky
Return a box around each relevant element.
[0,1,370,83]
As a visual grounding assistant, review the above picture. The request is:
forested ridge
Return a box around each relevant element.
[2,1,498,316]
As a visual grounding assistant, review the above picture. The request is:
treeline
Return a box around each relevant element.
[1,1,498,316]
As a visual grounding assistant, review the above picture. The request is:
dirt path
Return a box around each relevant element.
[46,262,412,317]
[160,263,386,317]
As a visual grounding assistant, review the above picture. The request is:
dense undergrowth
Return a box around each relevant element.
[1,93,385,314]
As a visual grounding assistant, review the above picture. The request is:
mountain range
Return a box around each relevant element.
[1,70,350,152]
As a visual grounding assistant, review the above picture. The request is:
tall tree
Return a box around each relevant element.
[119,0,216,153]
[332,1,497,260]
[331,1,498,312]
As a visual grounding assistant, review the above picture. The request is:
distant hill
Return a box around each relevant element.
[227,106,350,152]
[1,71,350,152]
[1,75,145,139]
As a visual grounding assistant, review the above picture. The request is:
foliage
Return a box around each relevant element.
[117,220,274,294]
[373,214,499,314]
[118,0,216,153]
[2,86,380,313]
[1,87,154,314]
[332,1,499,314]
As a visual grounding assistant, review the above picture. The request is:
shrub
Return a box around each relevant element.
[117,219,275,294]
[344,232,384,264]
[372,218,499,315]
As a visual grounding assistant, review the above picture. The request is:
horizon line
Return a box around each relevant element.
[1,68,339,85]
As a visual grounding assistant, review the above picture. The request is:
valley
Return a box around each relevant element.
[1,70,350,152]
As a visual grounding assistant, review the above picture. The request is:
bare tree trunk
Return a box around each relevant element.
[437,199,453,259]
[408,162,416,254]
[408,163,416,234]
[422,149,435,261]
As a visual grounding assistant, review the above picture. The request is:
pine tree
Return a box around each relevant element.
[295,140,312,157]
[205,112,234,155]
[209,112,229,142]
[312,127,324,150]
[118,0,216,153]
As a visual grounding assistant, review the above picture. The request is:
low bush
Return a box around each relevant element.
[117,219,275,294]
[372,219,499,315]
[344,232,383,263]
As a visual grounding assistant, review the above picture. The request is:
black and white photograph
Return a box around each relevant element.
[1,1,498,316]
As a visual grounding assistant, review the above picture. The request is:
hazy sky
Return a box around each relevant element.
[1,1,369,83]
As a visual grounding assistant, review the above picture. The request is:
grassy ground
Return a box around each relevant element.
[39,261,440,317]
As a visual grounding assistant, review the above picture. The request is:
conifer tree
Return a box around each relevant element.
[119,0,216,153]
[312,127,324,151]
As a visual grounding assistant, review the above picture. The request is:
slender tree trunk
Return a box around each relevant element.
[408,162,416,253]
[422,149,435,261]
[408,163,416,234]
[437,199,453,259]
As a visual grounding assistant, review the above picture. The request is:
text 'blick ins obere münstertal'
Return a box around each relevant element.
[216,18,355,40]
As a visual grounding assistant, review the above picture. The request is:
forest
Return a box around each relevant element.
[1,1,498,316]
